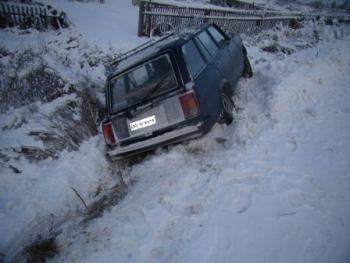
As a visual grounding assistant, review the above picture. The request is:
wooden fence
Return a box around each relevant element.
[210,0,264,10]
[0,2,68,30]
[138,0,350,37]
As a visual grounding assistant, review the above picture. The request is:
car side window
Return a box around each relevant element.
[194,37,212,62]
[208,26,226,47]
[197,31,218,56]
[182,40,206,78]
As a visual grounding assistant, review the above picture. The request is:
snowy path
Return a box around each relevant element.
[53,34,350,263]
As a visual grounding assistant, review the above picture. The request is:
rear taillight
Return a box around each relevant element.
[179,91,199,119]
[102,121,116,146]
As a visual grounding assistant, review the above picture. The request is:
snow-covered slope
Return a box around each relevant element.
[0,1,350,263]
[52,28,350,263]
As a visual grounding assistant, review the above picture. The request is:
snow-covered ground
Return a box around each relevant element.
[41,0,144,49]
[0,0,350,262]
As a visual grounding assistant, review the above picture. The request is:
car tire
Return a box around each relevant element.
[218,91,234,125]
[243,55,253,78]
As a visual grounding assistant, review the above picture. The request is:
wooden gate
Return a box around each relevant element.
[138,0,350,37]
[0,2,68,30]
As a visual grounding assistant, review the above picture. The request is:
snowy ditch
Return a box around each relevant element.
[0,11,350,263]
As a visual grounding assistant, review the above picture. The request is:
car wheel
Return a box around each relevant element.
[218,92,234,125]
[243,55,253,78]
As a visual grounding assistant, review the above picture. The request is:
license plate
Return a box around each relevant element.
[129,115,156,131]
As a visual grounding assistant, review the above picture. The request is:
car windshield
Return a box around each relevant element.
[110,54,178,113]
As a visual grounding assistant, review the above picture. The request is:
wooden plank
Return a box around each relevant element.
[29,6,35,28]
[138,0,145,36]
[15,5,19,25]
[7,5,12,27]
[43,7,47,29]
[19,5,23,27]
[11,5,16,26]
[9,4,14,26]
[17,5,22,26]
[43,7,47,28]
[5,4,10,27]
[26,6,31,27]
[0,2,68,30]
[0,3,7,28]
[34,6,38,29]
[147,2,152,36]
[39,6,44,29]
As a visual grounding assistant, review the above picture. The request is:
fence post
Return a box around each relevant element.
[0,4,5,28]
[43,7,47,28]
[204,9,210,24]
[146,2,152,37]
[138,1,145,36]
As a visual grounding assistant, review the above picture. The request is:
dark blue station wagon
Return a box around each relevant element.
[103,24,252,160]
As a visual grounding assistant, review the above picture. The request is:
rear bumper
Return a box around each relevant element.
[107,124,202,160]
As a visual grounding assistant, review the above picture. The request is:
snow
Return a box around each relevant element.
[0,136,118,260]
[52,32,350,263]
[38,0,145,50]
[1,0,350,262]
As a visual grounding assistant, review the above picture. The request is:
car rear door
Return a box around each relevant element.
[196,29,233,83]
[181,38,223,127]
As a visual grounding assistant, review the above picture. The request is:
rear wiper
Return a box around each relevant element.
[140,74,169,102]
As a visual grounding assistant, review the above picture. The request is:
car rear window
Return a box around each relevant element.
[182,40,206,78]
[208,26,226,46]
[197,31,218,56]
[110,54,177,113]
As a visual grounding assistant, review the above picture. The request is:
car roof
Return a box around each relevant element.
[108,24,214,78]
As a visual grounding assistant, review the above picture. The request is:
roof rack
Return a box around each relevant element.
[110,32,176,67]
